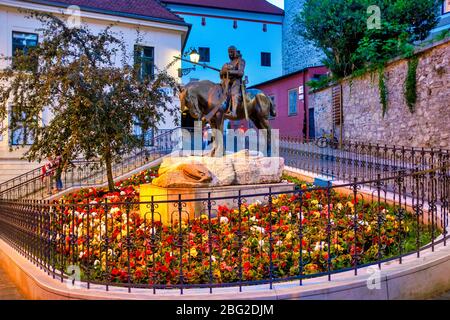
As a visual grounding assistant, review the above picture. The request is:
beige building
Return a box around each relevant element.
[0,0,190,183]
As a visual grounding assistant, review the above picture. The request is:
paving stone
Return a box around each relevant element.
[0,266,25,300]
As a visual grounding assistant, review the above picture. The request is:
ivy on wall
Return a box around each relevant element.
[378,67,388,117]
[405,55,419,113]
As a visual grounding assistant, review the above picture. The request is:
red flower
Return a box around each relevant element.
[243,261,252,271]
[111,268,120,276]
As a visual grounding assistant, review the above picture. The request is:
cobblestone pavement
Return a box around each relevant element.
[0,266,24,300]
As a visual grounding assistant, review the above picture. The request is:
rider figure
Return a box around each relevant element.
[220,46,246,118]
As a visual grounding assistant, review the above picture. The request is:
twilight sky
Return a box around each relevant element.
[268,0,284,9]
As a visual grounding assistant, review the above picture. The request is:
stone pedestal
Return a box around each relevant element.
[139,182,295,225]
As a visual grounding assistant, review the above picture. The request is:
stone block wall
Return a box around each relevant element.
[310,39,450,148]
[282,0,324,74]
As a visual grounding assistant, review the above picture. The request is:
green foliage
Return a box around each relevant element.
[405,56,419,113]
[306,74,335,91]
[378,67,388,117]
[296,0,441,77]
[0,12,178,191]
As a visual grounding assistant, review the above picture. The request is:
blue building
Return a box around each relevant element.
[162,0,284,86]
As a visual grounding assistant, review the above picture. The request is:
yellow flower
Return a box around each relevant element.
[190,247,198,258]
[286,231,293,240]
[336,203,343,210]
[200,214,208,220]
[311,200,319,206]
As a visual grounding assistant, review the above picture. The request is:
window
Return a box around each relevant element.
[261,52,271,67]
[268,95,276,119]
[288,89,298,116]
[133,117,154,146]
[201,17,206,26]
[12,31,38,70]
[134,45,155,80]
[444,0,450,14]
[263,24,267,32]
[9,110,35,146]
[233,20,238,29]
[198,47,210,63]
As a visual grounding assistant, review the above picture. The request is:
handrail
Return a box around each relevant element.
[0,127,180,200]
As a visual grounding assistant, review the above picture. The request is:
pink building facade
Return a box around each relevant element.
[248,66,328,139]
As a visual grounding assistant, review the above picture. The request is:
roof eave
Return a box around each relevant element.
[163,1,284,16]
[19,0,190,27]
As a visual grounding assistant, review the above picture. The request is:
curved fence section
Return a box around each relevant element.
[0,166,448,294]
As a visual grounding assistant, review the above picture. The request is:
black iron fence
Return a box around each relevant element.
[0,166,448,294]
[0,128,180,200]
[280,137,450,195]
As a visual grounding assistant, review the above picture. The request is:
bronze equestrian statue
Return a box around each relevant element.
[179,47,276,157]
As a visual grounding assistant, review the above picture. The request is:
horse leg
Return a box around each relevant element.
[209,119,217,157]
[251,112,273,156]
[213,112,225,156]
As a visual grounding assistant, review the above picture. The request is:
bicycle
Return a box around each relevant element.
[315,132,339,148]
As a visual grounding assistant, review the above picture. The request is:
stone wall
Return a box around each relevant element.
[310,89,333,137]
[310,39,450,148]
[282,0,324,75]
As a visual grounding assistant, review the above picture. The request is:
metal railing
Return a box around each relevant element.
[280,136,450,195]
[0,166,448,294]
[0,128,180,200]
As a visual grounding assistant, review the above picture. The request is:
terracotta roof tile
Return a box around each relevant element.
[21,0,185,23]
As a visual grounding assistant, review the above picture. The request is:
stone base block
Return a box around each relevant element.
[139,182,295,225]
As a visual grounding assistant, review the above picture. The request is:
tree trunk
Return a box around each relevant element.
[105,149,115,192]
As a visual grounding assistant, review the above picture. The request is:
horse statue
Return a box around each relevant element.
[179,80,276,156]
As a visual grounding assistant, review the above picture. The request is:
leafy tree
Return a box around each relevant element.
[296,0,441,77]
[0,11,179,191]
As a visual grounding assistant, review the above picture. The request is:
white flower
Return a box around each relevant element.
[120,191,126,196]
[258,239,265,247]
[314,241,326,251]
[220,216,229,224]
[91,211,97,218]
[211,255,216,262]
[250,216,258,222]
[94,259,100,266]
[150,227,157,235]
[79,251,85,259]
[276,240,283,247]
[90,200,97,204]
[251,226,265,234]
[109,207,120,214]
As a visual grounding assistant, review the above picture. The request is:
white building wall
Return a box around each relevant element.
[0,2,187,182]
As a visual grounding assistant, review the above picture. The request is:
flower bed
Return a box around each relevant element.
[52,169,434,287]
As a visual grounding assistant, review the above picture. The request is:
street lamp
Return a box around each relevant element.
[177,48,200,77]
[189,48,200,64]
